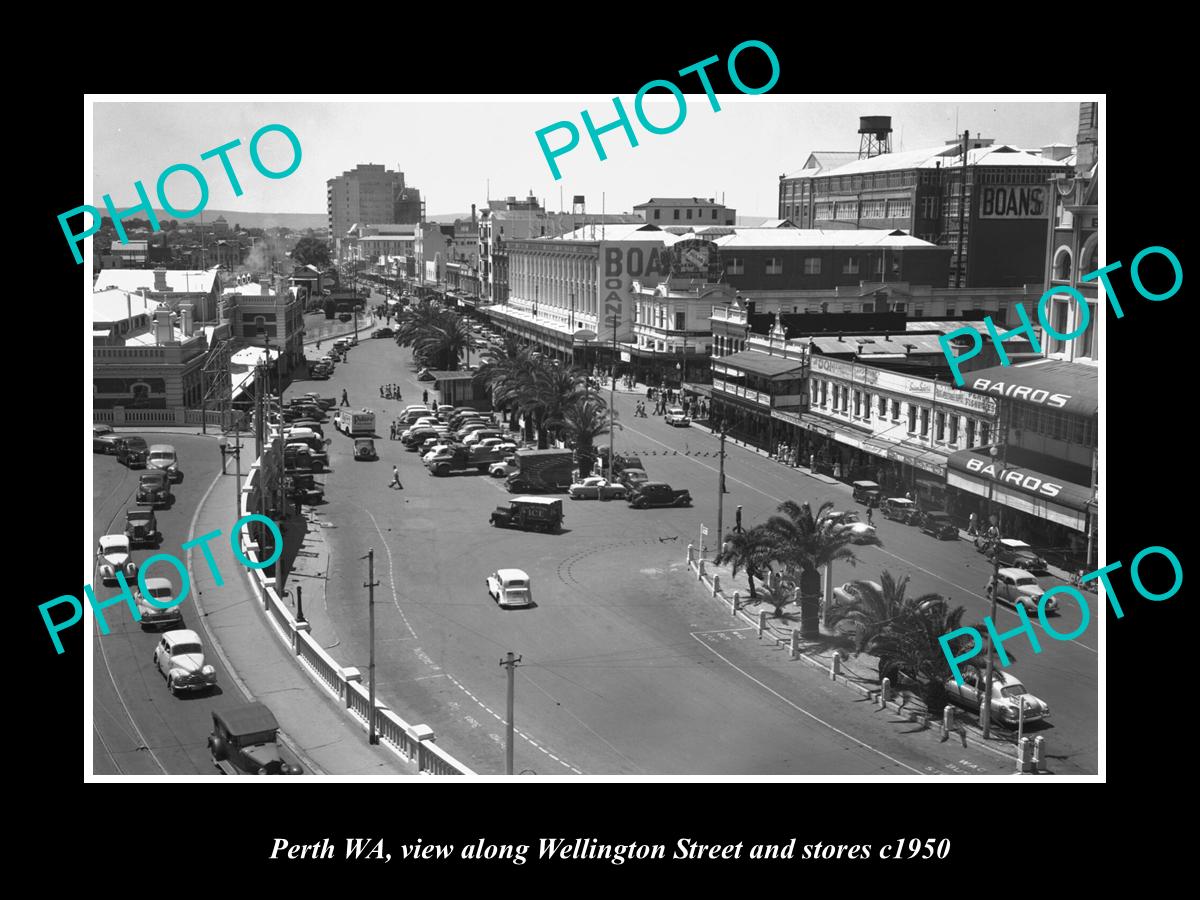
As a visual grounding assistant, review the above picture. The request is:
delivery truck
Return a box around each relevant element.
[334,408,376,436]
[505,448,575,493]
[425,443,504,476]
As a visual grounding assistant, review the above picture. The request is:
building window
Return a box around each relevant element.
[920,408,929,437]
[1053,246,1073,281]
[687,209,693,220]
[766,257,783,275]
[878,396,887,417]
[673,209,680,220]
[893,302,907,313]
[654,210,660,220]
[891,399,900,422]
[820,381,828,408]
[862,302,875,313]
[908,404,917,433]
[712,209,718,219]
[949,415,959,445]
[965,418,976,447]
[935,412,946,442]
[841,388,849,413]
[854,391,862,417]
[675,311,685,331]
[726,258,744,275]
[842,256,859,275]
[980,422,990,445]
[803,257,821,275]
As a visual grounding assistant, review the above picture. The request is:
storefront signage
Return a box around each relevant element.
[599,241,670,343]
[978,185,1047,219]
[963,456,1063,498]
[935,382,997,415]
[668,239,723,281]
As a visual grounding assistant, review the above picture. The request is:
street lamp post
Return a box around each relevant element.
[981,398,1008,739]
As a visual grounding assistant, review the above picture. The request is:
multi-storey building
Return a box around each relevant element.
[634,197,736,226]
[327,165,422,260]
[92,268,223,322]
[221,276,305,376]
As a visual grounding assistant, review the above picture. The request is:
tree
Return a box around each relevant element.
[519,362,589,449]
[413,312,472,371]
[764,500,875,638]
[713,524,778,599]
[474,337,536,433]
[323,297,336,319]
[291,236,331,268]
[758,571,797,619]
[825,570,946,656]
[549,393,616,477]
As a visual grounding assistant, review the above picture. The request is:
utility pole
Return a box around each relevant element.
[607,310,618,482]
[364,549,380,744]
[499,652,523,774]
[982,397,1007,739]
[716,428,727,547]
[956,130,969,289]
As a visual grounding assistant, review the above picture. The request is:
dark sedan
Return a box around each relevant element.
[919,510,959,540]
[628,482,692,509]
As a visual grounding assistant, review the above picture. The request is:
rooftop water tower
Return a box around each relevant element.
[859,116,893,159]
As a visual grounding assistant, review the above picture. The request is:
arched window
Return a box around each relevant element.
[1080,236,1098,278]
[130,382,151,408]
[1053,246,1073,281]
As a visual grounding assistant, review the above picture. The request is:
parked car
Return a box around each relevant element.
[831,580,884,607]
[919,510,958,540]
[986,567,1058,615]
[617,468,650,492]
[944,669,1049,728]
[301,392,336,410]
[147,444,182,482]
[135,576,184,630]
[309,364,331,380]
[284,472,324,505]
[207,702,303,775]
[665,407,691,427]
[136,470,173,507]
[353,437,377,460]
[93,424,120,453]
[851,481,883,505]
[125,508,160,548]
[628,482,692,509]
[490,456,519,478]
[988,538,1048,572]
[116,436,149,468]
[96,534,138,586]
[880,497,919,524]
[824,511,877,544]
[371,327,394,338]
[568,476,628,501]
[486,569,534,609]
[153,629,217,695]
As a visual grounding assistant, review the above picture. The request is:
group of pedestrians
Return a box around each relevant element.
[380,384,402,400]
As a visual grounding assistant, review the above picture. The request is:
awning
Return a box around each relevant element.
[713,349,805,379]
[682,382,713,398]
[959,359,1098,417]
[798,412,873,449]
[884,442,949,476]
[946,447,1094,530]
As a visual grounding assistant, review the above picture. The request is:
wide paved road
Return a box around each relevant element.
[91,434,244,775]
[290,335,1094,775]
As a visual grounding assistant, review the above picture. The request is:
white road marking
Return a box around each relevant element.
[367,510,418,639]
[690,631,926,775]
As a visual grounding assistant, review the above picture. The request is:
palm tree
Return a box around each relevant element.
[518,362,589,449]
[549,393,616,477]
[474,337,535,432]
[764,500,873,638]
[413,311,472,371]
[863,599,987,715]
[826,570,945,656]
[758,570,797,619]
[713,524,777,599]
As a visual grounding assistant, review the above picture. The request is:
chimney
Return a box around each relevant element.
[180,303,194,337]
[154,269,168,291]
[471,203,476,225]
[154,308,174,345]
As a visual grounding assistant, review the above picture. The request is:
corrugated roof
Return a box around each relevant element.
[787,144,1071,180]
[783,150,860,178]
[93,268,219,295]
[807,334,951,355]
[543,223,682,244]
[713,229,937,249]
[92,287,159,324]
[716,349,805,378]
[634,197,722,208]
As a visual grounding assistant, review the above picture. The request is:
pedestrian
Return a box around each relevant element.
[833,461,842,479]
[379,385,384,398]
[906,490,913,501]
[968,512,978,536]
[390,465,403,489]
[866,505,874,527]
[423,389,429,405]
[316,340,322,350]
[340,389,349,406]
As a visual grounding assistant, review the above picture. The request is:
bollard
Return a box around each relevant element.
[1017,737,1033,774]
[830,651,841,680]
[880,677,891,707]
[790,628,799,660]
[1032,735,1046,773]
[731,591,740,616]
[712,574,720,597]
[686,543,694,565]
[758,610,767,638]
[697,559,706,581]
[941,706,955,742]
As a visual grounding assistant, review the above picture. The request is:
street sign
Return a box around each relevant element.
[700,525,708,536]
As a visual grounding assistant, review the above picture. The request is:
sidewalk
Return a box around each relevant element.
[189,453,409,776]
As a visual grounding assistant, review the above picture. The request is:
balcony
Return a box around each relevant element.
[710,305,747,325]
[711,378,770,406]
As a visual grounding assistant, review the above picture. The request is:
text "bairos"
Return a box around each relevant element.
[535,41,780,181]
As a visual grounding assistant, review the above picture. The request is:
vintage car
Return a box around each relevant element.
[153,629,217,695]
[568,476,628,501]
[851,480,883,506]
[147,444,182,482]
[628,482,692,509]
[831,580,884,607]
[944,669,1049,728]
[880,497,919,524]
[93,424,121,453]
[301,392,337,410]
[986,567,1058,615]
[665,406,691,427]
[136,470,173,507]
[135,576,185,630]
[96,534,138,586]
[490,496,564,533]
[284,471,324,504]
[125,508,160,548]
[486,569,534,609]
[371,327,394,338]
[489,456,519,478]
[284,444,324,473]
[824,510,878,544]
[208,702,304,775]
[919,510,959,540]
[986,538,1047,572]
[354,437,378,460]
[309,363,331,380]
[116,436,149,468]
[597,450,644,477]
[417,367,436,381]
[617,468,651,492]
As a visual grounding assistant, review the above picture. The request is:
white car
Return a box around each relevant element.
[147,444,181,482]
[568,476,628,501]
[97,534,138,586]
[665,406,691,427]
[153,629,217,695]
[987,568,1058,615]
[423,444,457,462]
[486,569,533,609]
[831,580,883,607]
[490,458,518,478]
[825,511,878,544]
[944,669,1050,727]
[135,576,184,630]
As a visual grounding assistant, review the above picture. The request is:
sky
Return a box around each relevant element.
[91,98,1084,221]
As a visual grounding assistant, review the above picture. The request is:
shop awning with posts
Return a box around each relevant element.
[957,359,1098,418]
[796,411,873,449]
[877,441,948,477]
[712,349,806,379]
[946,447,1093,531]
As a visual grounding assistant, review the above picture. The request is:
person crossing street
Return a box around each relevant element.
[340,389,350,406]
[390,465,403,489]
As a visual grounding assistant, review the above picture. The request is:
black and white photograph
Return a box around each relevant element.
[74,92,1124,787]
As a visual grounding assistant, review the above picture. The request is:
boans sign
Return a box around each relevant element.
[598,242,671,341]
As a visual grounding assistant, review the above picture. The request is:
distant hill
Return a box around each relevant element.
[425,212,472,223]
[145,209,328,231]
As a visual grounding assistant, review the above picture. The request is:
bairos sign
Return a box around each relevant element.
[965,457,1063,499]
